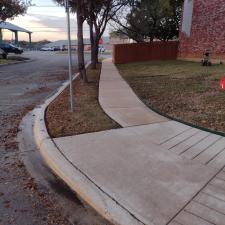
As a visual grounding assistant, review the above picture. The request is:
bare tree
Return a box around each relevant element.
[76,0,88,82]
[86,0,129,69]
[53,0,128,75]
[53,0,88,82]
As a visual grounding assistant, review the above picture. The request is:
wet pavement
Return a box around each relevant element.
[0,51,111,225]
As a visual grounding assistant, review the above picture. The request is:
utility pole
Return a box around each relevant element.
[64,0,74,112]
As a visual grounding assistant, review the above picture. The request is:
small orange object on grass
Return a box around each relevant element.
[220,78,225,90]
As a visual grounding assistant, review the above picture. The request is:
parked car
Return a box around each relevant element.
[40,46,61,51]
[0,48,7,59]
[0,43,23,54]
[40,47,52,51]
[51,46,61,51]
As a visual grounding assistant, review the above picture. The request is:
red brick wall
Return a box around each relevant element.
[179,0,225,59]
[113,42,179,64]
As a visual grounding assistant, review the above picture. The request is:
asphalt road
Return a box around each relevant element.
[0,51,79,113]
[0,51,110,225]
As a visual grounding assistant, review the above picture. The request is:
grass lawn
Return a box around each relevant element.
[117,60,225,134]
[0,56,29,65]
[46,63,120,138]
[0,59,14,64]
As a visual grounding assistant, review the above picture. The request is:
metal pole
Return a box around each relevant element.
[0,29,2,43]
[15,31,18,45]
[65,0,74,112]
[28,33,32,50]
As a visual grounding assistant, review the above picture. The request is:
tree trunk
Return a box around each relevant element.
[94,39,99,64]
[77,7,88,83]
[93,35,99,67]
[89,21,96,69]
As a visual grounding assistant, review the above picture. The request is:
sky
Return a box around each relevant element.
[3,0,110,42]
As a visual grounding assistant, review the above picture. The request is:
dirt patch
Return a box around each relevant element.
[40,72,68,83]
[117,60,225,133]
[24,87,52,97]
[0,70,72,225]
[0,105,70,225]
[46,63,120,138]
[7,56,30,61]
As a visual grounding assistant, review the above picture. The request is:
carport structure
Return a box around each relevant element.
[0,21,32,47]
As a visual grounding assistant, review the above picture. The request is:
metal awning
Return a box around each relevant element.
[0,21,32,33]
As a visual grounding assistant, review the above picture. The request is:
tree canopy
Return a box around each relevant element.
[53,0,128,73]
[0,0,30,21]
[112,0,183,42]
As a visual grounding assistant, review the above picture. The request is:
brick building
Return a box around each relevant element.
[179,0,225,60]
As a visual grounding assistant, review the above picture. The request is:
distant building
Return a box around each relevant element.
[179,0,225,60]
[44,37,113,51]
[109,32,134,46]
[43,39,91,51]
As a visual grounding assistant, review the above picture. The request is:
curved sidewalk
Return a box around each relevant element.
[99,59,168,127]
[35,59,225,225]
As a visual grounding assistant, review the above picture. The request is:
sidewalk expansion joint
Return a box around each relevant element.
[206,147,225,165]
[191,136,224,160]
[183,209,216,225]
[159,127,193,145]
[124,120,171,129]
[166,164,225,225]
[168,130,200,150]
[178,133,211,155]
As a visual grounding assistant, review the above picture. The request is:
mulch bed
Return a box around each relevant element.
[46,63,120,138]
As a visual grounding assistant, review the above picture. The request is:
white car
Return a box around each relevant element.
[40,47,52,51]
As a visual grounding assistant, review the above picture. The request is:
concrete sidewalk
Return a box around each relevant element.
[35,59,225,225]
[99,59,168,127]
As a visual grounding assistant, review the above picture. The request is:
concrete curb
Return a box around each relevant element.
[33,62,143,225]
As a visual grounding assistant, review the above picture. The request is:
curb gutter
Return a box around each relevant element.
[33,62,143,225]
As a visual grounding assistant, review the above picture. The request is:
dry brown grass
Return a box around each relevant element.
[46,63,120,138]
[117,60,225,133]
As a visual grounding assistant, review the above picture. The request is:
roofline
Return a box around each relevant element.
[0,21,32,34]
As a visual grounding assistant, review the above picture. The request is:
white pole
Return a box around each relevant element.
[65,0,74,112]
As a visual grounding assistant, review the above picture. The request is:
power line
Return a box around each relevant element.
[15,27,67,28]
[3,30,90,32]
[29,5,60,7]
[26,12,73,16]
[3,30,76,33]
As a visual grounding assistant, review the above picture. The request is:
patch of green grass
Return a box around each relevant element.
[7,56,29,61]
[0,56,29,64]
[0,59,14,64]
[117,60,225,133]
[118,60,225,79]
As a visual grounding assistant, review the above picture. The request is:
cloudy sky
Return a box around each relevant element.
[3,0,110,42]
